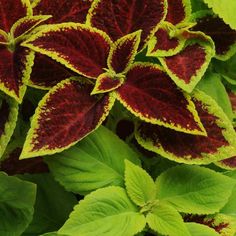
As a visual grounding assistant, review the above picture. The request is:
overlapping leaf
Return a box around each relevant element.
[136,90,236,164]
[87,0,167,49]
[20,78,115,159]
[117,63,205,135]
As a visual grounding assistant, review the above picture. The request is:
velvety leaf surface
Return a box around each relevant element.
[117,63,205,135]
[166,0,191,25]
[0,172,36,236]
[87,0,167,49]
[0,0,32,32]
[192,14,236,60]
[155,165,236,214]
[11,15,51,39]
[59,187,146,236]
[33,0,92,24]
[136,90,236,164]
[46,126,140,195]
[147,203,190,236]
[22,23,112,79]
[0,96,18,158]
[0,46,34,103]
[159,41,214,92]
[28,53,76,89]
[108,31,141,74]
[91,73,124,95]
[20,174,77,236]
[21,79,115,159]
[125,160,156,206]
[186,223,220,236]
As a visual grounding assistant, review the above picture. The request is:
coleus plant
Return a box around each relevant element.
[0,0,236,235]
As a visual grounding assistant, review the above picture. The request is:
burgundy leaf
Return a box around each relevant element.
[21,78,115,158]
[33,0,92,24]
[117,63,205,135]
[0,0,31,32]
[87,0,166,49]
[22,23,112,79]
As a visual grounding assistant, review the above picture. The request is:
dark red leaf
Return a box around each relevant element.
[21,79,115,158]
[117,63,205,134]
[33,0,92,24]
[0,0,31,32]
[87,0,166,49]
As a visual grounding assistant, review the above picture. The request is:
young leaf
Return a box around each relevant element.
[125,160,156,207]
[22,23,112,79]
[0,172,36,235]
[146,203,190,236]
[0,96,18,159]
[21,78,115,159]
[203,0,236,30]
[59,186,146,236]
[136,89,236,164]
[87,0,167,49]
[20,173,77,236]
[0,0,32,32]
[186,223,220,236]
[46,126,140,195]
[117,63,206,135]
[155,165,236,214]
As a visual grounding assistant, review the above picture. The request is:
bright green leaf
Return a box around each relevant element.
[46,126,140,195]
[146,203,190,236]
[156,165,236,214]
[0,172,36,236]
[59,186,146,236]
[125,160,156,206]
[186,223,220,236]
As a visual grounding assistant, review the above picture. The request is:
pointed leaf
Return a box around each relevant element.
[159,39,215,93]
[59,186,146,236]
[0,172,36,235]
[0,46,34,103]
[87,0,167,49]
[22,23,112,79]
[45,126,140,195]
[203,0,236,30]
[0,96,18,159]
[147,24,186,57]
[125,160,156,206]
[192,12,236,61]
[108,31,141,74]
[11,15,51,39]
[28,53,76,89]
[217,156,236,170]
[21,78,115,159]
[0,0,32,32]
[117,63,205,135]
[155,165,236,214]
[33,0,92,24]
[91,73,124,95]
[166,0,192,25]
[186,223,220,236]
[147,203,190,236]
[136,90,236,164]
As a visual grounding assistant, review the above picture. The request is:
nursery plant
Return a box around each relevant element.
[0,0,236,235]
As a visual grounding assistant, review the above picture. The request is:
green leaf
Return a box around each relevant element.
[0,172,36,236]
[39,233,67,236]
[146,203,190,236]
[186,223,220,236]
[20,174,77,236]
[59,186,146,236]
[156,165,236,214]
[196,71,234,120]
[203,0,236,30]
[125,160,156,206]
[190,0,209,12]
[46,126,140,195]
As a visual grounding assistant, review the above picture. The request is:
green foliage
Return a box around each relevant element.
[186,223,220,236]
[46,126,140,195]
[0,172,36,236]
[156,165,236,214]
